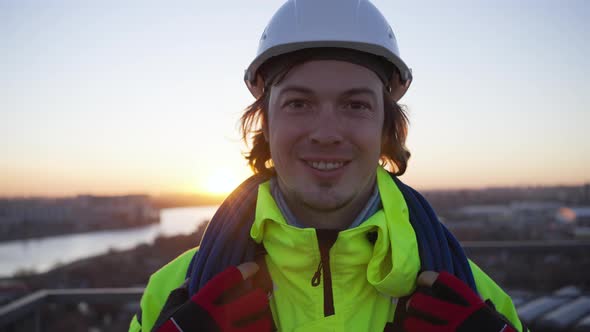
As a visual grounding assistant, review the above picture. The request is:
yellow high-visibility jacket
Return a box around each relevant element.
[129,168,525,331]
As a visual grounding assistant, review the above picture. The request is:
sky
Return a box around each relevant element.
[1,0,588,197]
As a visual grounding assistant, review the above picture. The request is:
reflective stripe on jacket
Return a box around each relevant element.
[129,168,525,331]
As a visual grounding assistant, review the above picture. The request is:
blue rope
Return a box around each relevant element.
[187,173,477,296]
[393,178,477,292]
[187,174,263,295]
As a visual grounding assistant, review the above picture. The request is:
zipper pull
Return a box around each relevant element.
[311,260,323,286]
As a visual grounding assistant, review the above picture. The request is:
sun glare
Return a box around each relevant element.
[202,168,245,196]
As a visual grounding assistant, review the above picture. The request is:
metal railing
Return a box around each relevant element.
[1,241,589,331]
[0,287,143,331]
[462,240,590,254]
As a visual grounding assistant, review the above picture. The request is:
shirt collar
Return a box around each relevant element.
[269,177,382,229]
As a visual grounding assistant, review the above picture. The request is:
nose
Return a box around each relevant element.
[308,107,343,146]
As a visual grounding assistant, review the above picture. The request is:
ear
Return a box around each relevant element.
[247,73,265,100]
[389,73,411,102]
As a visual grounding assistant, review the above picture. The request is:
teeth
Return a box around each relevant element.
[307,161,345,170]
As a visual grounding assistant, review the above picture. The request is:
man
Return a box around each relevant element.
[129,1,527,331]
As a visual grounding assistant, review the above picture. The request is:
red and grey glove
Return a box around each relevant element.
[402,271,517,332]
[157,264,272,332]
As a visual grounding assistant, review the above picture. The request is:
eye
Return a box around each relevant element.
[344,101,372,111]
[284,99,311,111]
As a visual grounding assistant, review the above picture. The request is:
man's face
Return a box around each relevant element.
[266,60,385,214]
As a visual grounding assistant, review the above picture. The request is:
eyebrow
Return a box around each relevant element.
[279,86,314,95]
[278,85,378,99]
[341,88,378,99]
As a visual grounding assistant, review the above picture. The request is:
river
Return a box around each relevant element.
[0,206,218,277]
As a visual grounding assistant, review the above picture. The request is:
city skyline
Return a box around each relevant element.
[1,0,588,197]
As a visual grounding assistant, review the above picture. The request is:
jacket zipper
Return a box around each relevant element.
[311,229,338,317]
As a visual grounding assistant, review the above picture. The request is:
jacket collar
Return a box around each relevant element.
[250,166,420,298]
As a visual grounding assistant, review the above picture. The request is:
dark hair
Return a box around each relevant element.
[240,69,411,177]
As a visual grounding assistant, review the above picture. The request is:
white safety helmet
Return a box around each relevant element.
[244,0,412,101]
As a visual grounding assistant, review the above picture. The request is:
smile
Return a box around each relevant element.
[305,160,348,171]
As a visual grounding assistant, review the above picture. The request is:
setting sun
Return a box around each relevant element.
[202,168,248,196]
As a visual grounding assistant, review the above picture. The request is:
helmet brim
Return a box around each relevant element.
[244,41,412,101]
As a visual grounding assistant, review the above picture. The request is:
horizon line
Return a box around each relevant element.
[1,181,588,199]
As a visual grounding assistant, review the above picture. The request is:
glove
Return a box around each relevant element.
[402,271,516,332]
[157,263,272,332]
